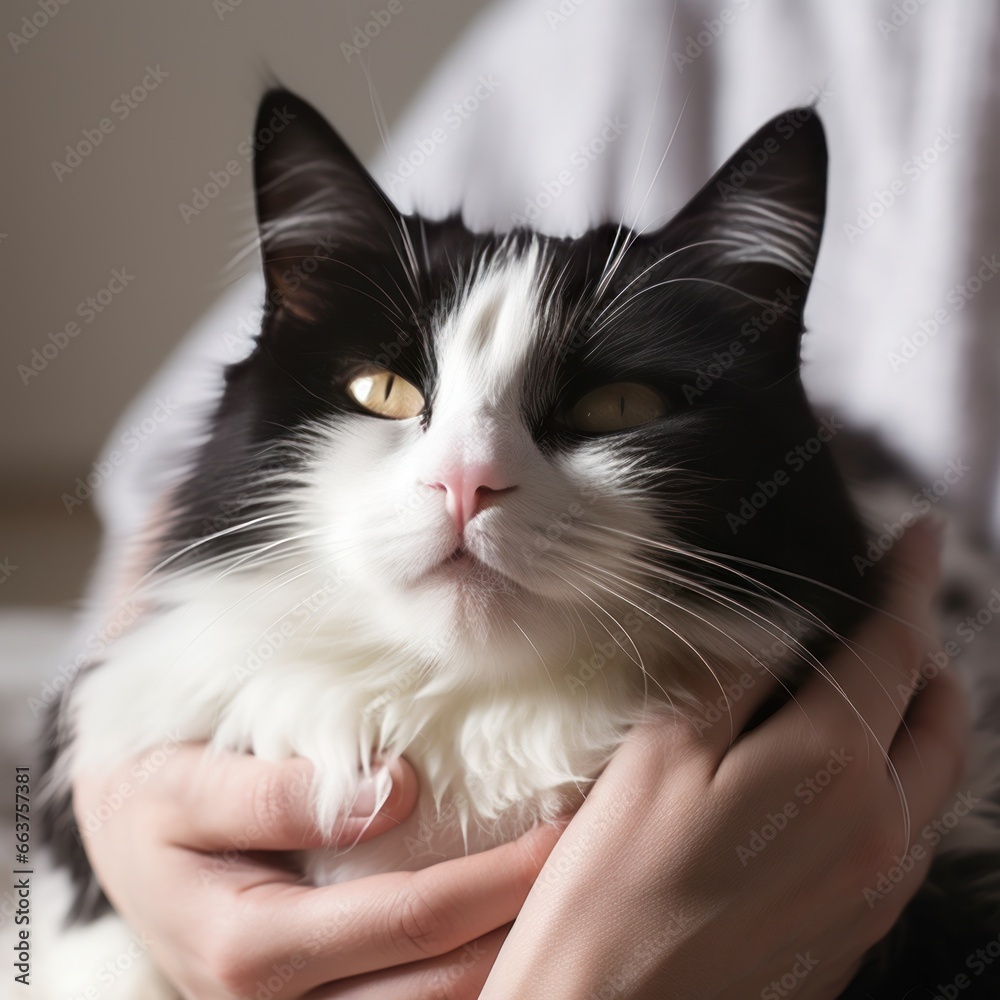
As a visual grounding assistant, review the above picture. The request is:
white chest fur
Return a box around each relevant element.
[64,562,659,876]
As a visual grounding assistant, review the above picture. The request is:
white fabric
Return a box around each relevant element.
[92,0,1000,576]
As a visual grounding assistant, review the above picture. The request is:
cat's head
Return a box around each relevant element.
[166,90,867,689]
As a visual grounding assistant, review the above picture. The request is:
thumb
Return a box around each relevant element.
[171,748,419,851]
[331,756,420,847]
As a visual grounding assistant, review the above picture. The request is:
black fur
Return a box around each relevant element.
[39,89,1000,996]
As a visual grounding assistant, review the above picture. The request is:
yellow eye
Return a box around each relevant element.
[567,382,667,433]
[347,368,424,419]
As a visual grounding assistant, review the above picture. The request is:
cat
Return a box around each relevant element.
[36,90,1000,998]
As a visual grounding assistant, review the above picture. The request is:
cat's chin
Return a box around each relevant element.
[430,544,491,576]
[416,542,569,601]
[377,558,577,670]
[407,541,520,597]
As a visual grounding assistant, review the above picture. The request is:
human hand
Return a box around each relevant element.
[73,746,561,998]
[482,519,969,999]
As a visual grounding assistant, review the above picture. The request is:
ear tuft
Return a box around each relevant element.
[253,88,400,261]
[666,107,828,296]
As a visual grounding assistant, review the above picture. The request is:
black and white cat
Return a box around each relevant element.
[38,90,1000,997]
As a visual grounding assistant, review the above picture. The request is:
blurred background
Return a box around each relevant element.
[2,0,999,974]
[0,0,489,610]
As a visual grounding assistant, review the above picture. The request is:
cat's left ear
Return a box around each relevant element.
[657,107,828,309]
[252,88,402,312]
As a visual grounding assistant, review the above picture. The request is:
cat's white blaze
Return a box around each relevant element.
[434,241,547,396]
[66,245,658,846]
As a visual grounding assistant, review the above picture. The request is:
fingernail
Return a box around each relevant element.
[350,765,393,817]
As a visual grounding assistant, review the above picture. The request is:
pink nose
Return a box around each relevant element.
[429,464,515,533]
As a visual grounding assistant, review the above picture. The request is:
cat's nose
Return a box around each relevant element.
[428,464,515,533]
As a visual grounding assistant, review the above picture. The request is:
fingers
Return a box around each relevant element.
[792,517,944,751]
[159,746,418,851]
[843,668,970,929]
[889,665,971,827]
[307,926,508,999]
[241,822,561,992]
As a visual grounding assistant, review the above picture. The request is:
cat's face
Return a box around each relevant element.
[166,91,868,681]
[296,239,668,668]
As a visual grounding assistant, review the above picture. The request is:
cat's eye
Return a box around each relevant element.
[565,382,667,433]
[346,368,424,419]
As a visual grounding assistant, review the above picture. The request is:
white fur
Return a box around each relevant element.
[40,244,879,997]
[59,245,716,829]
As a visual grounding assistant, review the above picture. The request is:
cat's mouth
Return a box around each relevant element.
[429,544,507,584]
[446,545,474,565]
[437,545,481,573]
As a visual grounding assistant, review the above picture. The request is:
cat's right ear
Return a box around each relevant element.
[646,107,829,315]
[252,89,402,311]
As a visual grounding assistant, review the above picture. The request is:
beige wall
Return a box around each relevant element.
[0,0,490,605]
